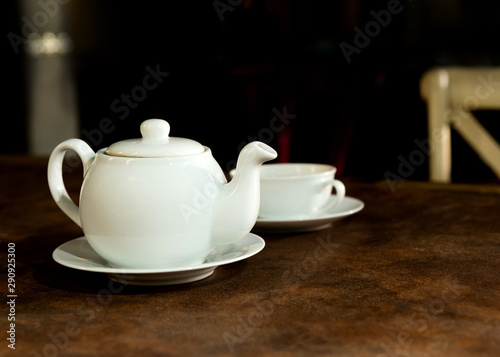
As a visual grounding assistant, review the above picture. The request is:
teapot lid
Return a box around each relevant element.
[105,119,205,157]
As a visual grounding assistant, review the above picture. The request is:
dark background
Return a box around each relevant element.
[4,0,500,183]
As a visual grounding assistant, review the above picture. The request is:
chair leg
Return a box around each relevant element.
[425,69,452,183]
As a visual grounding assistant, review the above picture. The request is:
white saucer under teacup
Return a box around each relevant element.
[253,196,364,233]
[53,233,265,286]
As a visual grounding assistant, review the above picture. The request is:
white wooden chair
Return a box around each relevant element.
[420,67,500,183]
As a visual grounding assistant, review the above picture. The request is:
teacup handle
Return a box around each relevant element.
[47,139,96,228]
[313,179,346,215]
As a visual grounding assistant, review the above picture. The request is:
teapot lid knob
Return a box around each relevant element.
[141,119,170,144]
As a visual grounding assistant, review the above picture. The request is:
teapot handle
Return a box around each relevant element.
[47,139,96,228]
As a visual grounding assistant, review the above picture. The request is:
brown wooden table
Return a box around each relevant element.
[1,155,500,356]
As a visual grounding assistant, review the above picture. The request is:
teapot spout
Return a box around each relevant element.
[212,142,277,245]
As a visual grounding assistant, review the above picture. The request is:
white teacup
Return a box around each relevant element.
[257,163,345,219]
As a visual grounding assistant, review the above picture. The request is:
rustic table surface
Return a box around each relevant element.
[1,155,500,357]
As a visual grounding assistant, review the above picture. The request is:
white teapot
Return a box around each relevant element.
[47,119,277,269]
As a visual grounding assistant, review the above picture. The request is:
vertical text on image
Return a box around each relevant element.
[6,240,17,350]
